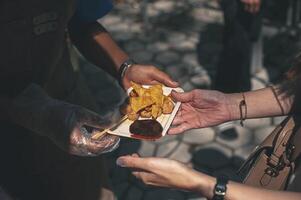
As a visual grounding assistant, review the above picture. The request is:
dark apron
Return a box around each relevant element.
[0,1,112,199]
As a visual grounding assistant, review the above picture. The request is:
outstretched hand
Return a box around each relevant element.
[116,154,211,192]
[122,64,178,89]
[168,89,238,135]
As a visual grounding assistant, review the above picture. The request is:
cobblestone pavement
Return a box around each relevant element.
[78,0,293,199]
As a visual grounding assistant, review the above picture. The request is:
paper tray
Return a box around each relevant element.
[107,86,183,140]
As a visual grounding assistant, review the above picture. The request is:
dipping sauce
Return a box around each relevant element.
[129,119,163,140]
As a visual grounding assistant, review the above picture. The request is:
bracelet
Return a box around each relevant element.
[118,59,136,87]
[269,85,285,115]
[239,93,247,127]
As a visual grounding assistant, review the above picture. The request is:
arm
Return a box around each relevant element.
[117,155,301,200]
[168,86,294,134]
[68,22,128,80]
[68,21,178,89]
[226,86,294,120]
[1,84,120,156]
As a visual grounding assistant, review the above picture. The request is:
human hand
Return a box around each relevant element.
[116,154,214,193]
[122,64,178,89]
[241,0,261,14]
[169,89,239,135]
[11,84,120,156]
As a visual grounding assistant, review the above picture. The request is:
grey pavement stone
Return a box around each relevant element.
[156,140,181,157]
[182,128,215,145]
[155,51,181,66]
[254,126,277,144]
[124,41,145,52]
[272,116,286,125]
[126,186,144,200]
[171,40,196,51]
[153,1,176,12]
[167,32,187,44]
[144,189,185,200]
[146,42,170,52]
[154,134,181,145]
[137,141,156,157]
[108,22,130,33]
[99,15,122,26]
[243,118,271,130]
[166,65,189,80]
[190,73,211,88]
[181,81,195,91]
[251,77,267,90]
[216,125,253,149]
[169,143,192,163]
[192,143,233,170]
[183,53,199,68]
[254,68,270,83]
[113,32,134,42]
[132,50,154,63]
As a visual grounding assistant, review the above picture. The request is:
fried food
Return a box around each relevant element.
[126,82,175,120]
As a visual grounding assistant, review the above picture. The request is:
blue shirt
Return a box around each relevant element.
[73,0,113,23]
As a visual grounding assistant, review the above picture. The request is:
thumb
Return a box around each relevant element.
[171,90,194,103]
[116,155,149,170]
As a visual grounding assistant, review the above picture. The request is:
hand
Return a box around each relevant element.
[168,89,239,135]
[10,84,120,156]
[122,64,178,89]
[116,154,214,193]
[241,0,261,14]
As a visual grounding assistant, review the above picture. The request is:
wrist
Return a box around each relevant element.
[191,172,215,199]
[225,93,243,121]
[118,59,136,89]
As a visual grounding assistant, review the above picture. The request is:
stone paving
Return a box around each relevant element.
[77,0,294,199]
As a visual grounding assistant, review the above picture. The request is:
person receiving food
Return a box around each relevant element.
[117,55,301,199]
[0,0,178,199]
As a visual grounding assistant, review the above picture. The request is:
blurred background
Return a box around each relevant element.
[76,0,301,199]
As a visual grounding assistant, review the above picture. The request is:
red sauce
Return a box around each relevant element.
[129,119,163,140]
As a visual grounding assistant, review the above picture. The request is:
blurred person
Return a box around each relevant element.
[117,54,301,199]
[0,0,177,200]
[215,0,262,92]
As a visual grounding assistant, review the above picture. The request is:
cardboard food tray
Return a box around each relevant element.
[107,86,184,140]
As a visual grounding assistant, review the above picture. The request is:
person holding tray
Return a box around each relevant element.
[117,55,301,199]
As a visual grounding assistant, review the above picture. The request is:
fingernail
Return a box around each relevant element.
[116,158,126,167]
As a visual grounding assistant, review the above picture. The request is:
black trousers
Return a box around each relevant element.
[215,0,263,93]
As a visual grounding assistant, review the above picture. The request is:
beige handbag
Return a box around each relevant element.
[238,116,301,190]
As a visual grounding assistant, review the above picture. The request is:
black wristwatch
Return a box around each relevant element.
[212,176,229,200]
[118,58,136,87]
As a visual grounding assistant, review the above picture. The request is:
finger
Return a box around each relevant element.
[254,0,260,13]
[150,68,179,87]
[132,153,140,157]
[116,156,151,171]
[168,123,191,135]
[80,108,112,129]
[171,90,194,103]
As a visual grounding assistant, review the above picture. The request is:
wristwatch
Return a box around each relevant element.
[118,58,136,86]
[212,176,229,200]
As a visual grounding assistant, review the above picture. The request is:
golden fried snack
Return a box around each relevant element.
[140,110,152,118]
[162,96,174,114]
[126,82,175,120]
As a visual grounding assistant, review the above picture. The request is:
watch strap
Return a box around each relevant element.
[212,176,229,200]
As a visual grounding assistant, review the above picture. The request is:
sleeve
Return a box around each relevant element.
[72,0,114,23]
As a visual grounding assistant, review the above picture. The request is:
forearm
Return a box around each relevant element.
[69,22,128,79]
[226,86,293,120]
[194,174,301,200]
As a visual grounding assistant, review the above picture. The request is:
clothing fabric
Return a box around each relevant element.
[214,0,263,93]
[0,0,114,199]
[74,0,113,23]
